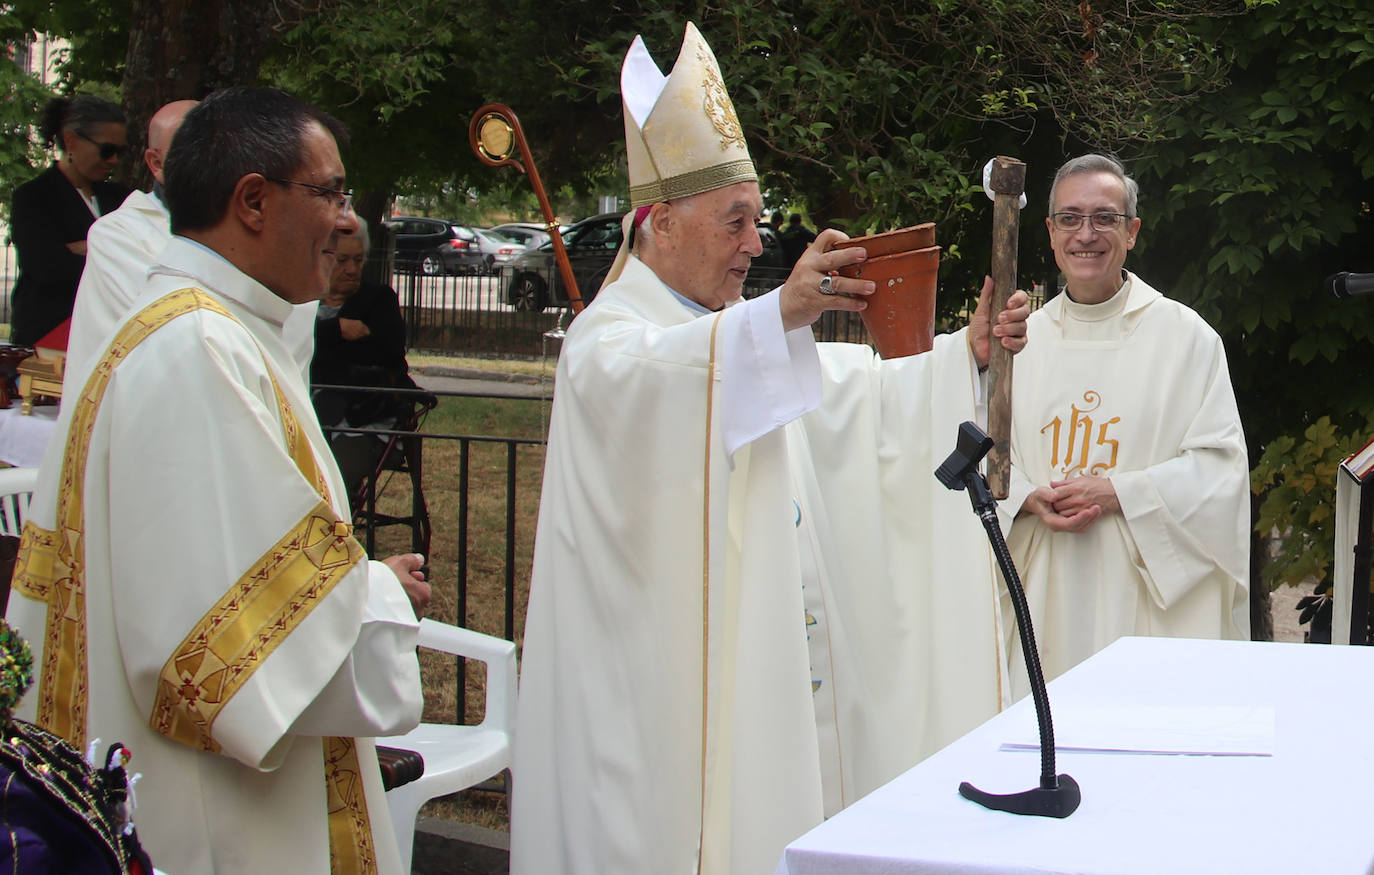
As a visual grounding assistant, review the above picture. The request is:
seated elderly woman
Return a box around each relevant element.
[311,224,420,508]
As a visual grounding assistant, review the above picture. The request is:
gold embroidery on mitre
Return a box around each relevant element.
[325,736,379,875]
[19,287,233,747]
[629,159,759,207]
[697,43,745,151]
[150,503,364,752]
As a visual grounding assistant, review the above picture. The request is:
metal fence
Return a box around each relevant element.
[391,263,874,355]
[323,384,547,723]
[0,236,874,349]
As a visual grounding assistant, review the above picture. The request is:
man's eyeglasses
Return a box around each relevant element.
[74,130,127,161]
[264,176,354,214]
[1050,211,1131,233]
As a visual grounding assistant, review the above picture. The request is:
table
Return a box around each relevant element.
[776,637,1374,874]
[0,403,57,467]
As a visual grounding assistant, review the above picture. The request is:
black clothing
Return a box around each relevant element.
[310,280,420,509]
[311,279,416,409]
[780,223,817,269]
[9,164,129,347]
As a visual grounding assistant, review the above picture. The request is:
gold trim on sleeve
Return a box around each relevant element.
[10,521,57,602]
[150,503,364,751]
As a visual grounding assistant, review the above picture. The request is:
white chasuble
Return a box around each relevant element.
[787,338,1007,813]
[513,256,1007,874]
[1003,272,1250,701]
[7,238,422,875]
[513,258,823,875]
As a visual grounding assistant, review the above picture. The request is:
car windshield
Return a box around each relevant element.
[563,218,621,250]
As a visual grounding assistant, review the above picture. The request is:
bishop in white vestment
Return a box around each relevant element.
[512,22,1025,875]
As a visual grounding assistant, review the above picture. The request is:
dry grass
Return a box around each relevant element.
[361,384,546,833]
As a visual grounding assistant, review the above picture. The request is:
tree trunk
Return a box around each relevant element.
[354,186,394,285]
[118,0,303,190]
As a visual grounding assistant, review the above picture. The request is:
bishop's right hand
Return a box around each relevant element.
[778,229,874,332]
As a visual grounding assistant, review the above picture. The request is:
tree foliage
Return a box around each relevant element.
[16,0,1372,598]
[1133,0,1374,447]
[1251,415,1374,593]
[548,0,1242,312]
[1123,0,1374,591]
[0,38,58,225]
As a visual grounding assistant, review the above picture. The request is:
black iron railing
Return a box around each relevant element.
[389,263,875,354]
[317,382,548,721]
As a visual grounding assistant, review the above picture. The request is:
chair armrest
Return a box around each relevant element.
[416,618,517,735]
[0,466,39,494]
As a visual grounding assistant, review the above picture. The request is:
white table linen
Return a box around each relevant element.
[0,403,58,467]
[777,636,1374,875]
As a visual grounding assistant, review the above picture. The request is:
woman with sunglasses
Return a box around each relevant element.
[8,95,130,347]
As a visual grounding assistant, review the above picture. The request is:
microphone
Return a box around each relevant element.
[1327,272,1374,299]
[936,422,1081,819]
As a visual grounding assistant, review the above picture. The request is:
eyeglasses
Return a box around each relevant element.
[1050,211,1131,233]
[74,130,127,160]
[264,176,354,214]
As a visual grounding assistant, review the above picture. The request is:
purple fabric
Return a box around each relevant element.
[0,760,122,874]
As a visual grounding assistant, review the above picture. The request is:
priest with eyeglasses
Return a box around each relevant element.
[1001,153,1250,701]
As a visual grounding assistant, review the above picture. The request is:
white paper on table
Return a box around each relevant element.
[999,704,1275,756]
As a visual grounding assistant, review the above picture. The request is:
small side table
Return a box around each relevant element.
[15,354,63,415]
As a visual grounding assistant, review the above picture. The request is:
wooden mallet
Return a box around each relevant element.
[986,156,1026,500]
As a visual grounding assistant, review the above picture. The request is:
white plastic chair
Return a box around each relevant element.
[0,466,37,537]
[384,617,517,874]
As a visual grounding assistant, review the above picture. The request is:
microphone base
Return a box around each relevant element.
[958,774,1081,818]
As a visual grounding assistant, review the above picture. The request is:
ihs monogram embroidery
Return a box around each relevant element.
[697,45,745,151]
[1040,390,1122,478]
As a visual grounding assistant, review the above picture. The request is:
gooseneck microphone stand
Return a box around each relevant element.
[935,421,1081,818]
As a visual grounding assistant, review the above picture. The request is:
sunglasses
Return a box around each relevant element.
[74,130,128,160]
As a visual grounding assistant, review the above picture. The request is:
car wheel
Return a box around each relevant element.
[510,275,548,312]
[421,253,443,276]
[483,255,495,274]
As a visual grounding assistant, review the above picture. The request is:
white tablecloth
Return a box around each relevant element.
[777,636,1374,874]
[0,403,57,468]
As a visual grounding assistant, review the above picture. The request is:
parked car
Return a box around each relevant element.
[386,216,485,275]
[473,228,525,273]
[503,214,789,311]
[488,222,552,250]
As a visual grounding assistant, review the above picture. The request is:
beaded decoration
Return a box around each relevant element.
[0,619,152,874]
